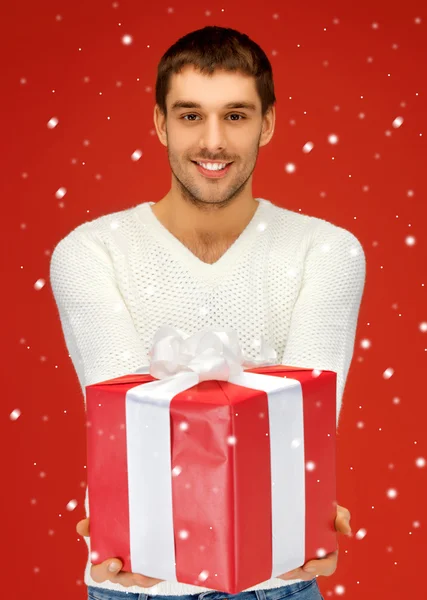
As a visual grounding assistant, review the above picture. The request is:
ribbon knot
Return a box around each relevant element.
[134,326,278,382]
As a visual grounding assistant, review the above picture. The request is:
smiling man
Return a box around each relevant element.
[50,25,365,600]
[151,65,274,265]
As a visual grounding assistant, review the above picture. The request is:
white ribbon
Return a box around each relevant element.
[124,326,306,584]
[131,326,279,381]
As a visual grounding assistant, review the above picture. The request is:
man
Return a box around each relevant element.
[51,25,362,600]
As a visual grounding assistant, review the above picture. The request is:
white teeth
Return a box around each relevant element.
[197,162,227,171]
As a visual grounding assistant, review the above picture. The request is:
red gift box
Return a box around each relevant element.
[85,358,337,594]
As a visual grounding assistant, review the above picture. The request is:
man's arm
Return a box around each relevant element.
[281,224,366,427]
[50,229,167,586]
[49,227,147,406]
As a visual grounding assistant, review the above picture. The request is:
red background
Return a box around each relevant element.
[3,1,426,599]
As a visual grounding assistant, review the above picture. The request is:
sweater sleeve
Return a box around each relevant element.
[50,228,150,551]
[49,228,147,407]
[281,225,366,428]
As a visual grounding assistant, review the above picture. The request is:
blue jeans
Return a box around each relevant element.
[87,580,324,600]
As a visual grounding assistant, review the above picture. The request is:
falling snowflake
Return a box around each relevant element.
[383,368,394,379]
[355,528,367,540]
[10,409,21,420]
[47,117,59,129]
[66,499,78,511]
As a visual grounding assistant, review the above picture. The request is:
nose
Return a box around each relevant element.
[198,117,227,154]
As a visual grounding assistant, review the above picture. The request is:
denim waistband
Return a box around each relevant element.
[87,579,318,600]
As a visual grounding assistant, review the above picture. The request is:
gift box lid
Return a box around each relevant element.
[86,364,336,389]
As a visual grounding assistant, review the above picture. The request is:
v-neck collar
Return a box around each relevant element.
[135,198,272,282]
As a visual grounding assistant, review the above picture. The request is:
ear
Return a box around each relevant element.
[259,104,276,148]
[153,104,168,148]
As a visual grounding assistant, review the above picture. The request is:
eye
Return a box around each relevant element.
[181,114,245,122]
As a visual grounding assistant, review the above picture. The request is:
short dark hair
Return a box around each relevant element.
[155,26,276,118]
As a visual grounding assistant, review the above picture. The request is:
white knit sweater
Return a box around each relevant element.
[49,197,366,596]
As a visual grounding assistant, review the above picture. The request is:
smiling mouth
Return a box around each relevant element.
[191,161,233,178]
[191,161,233,166]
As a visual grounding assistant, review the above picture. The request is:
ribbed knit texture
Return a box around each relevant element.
[50,198,366,596]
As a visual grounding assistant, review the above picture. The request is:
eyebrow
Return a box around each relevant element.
[170,101,257,112]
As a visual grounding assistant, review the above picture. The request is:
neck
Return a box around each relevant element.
[152,194,259,241]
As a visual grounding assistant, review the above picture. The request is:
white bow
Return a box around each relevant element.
[132,326,278,382]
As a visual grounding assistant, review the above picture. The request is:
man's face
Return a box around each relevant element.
[155,65,274,208]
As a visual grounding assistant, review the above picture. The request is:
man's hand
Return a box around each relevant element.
[276,504,352,582]
[76,517,165,588]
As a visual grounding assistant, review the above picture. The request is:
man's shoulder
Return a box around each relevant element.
[51,202,143,254]
[268,200,364,249]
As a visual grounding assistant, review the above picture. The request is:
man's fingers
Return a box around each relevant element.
[336,505,351,533]
[337,505,351,521]
[91,560,161,588]
[270,548,338,582]
[76,517,90,537]
[109,572,159,588]
[303,549,338,577]
[90,559,124,583]
[277,568,314,582]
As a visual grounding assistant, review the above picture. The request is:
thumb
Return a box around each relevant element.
[108,560,123,573]
[76,518,90,537]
